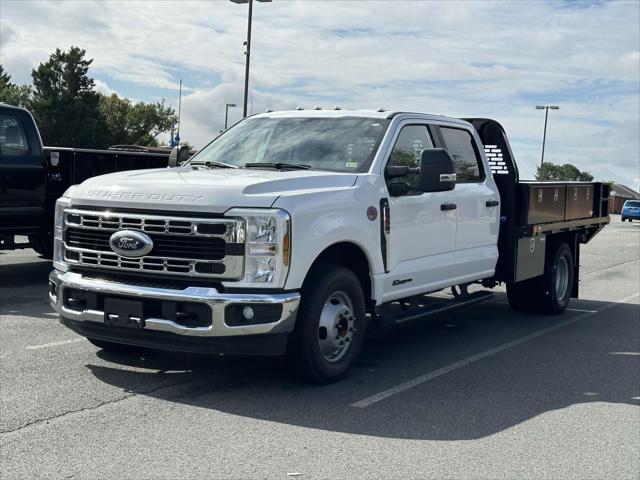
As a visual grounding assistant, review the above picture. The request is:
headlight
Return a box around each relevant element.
[226,208,291,288]
[53,195,71,272]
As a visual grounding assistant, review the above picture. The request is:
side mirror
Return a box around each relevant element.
[419,148,456,192]
[168,145,190,167]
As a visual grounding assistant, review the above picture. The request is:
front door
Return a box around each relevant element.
[382,122,458,302]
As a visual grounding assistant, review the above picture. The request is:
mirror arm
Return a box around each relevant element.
[385,165,420,178]
[388,182,410,196]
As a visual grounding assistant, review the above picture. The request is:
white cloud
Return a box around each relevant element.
[1,0,639,188]
[93,78,116,96]
[178,83,294,147]
[0,20,16,47]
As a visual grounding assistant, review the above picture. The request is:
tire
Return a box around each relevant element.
[29,233,54,259]
[538,242,574,314]
[506,277,540,313]
[507,241,574,315]
[621,217,627,222]
[87,338,143,353]
[287,264,366,384]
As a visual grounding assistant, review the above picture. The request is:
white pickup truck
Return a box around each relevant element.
[48,109,610,383]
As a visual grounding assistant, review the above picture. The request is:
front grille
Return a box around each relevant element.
[63,209,245,279]
[65,228,234,260]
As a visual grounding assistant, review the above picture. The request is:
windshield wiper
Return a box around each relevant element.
[244,162,312,170]
[190,160,238,169]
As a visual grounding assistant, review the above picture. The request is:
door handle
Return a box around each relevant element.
[441,203,457,211]
[486,200,500,207]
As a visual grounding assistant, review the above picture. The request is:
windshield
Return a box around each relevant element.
[625,200,640,208]
[189,116,390,173]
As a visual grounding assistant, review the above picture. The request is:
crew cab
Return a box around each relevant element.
[48,109,610,383]
[0,103,173,257]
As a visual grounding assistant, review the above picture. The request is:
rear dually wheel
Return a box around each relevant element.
[507,241,574,315]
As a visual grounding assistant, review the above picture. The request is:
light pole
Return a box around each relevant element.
[175,79,182,146]
[535,105,559,169]
[224,103,237,130]
[231,0,271,118]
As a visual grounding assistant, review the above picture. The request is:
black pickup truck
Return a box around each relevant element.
[0,103,174,257]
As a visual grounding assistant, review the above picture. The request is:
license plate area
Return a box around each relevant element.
[104,297,145,329]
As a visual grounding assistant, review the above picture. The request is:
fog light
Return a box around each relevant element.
[242,306,255,320]
[225,304,284,327]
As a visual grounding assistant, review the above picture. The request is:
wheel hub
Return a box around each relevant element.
[318,292,356,363]
[555,256,569,300]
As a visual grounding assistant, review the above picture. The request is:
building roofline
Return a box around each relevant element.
[611,183,640,198]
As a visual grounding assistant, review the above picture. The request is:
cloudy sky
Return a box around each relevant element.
[1,0,638,187]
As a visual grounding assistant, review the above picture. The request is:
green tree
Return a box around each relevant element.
[97,93,176,147]
[0,65,32,108]
[30,47,101,147]
[4,48,177,149]
[535,162,594,182]
[0,64,10,88]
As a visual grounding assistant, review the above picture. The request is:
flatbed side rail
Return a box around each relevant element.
[530,216,609,236]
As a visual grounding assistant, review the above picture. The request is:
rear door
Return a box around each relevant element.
[0,108,47,228]
[439,125,500,279]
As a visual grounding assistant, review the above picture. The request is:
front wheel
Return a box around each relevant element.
[287,264,366,384]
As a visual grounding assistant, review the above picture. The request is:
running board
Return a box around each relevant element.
[383,290,494,326]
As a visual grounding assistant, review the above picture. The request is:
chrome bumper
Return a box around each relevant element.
[49,270,300,338]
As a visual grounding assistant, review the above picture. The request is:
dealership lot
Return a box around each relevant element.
[1,217,638,479]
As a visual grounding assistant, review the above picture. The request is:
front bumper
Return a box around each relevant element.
[49,270,300,355]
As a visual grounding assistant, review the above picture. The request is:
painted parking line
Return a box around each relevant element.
[26,338,85,350]
[566,308,598,313]
[351,292,640,408]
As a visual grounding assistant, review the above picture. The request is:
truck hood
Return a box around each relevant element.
[69,167,358,213]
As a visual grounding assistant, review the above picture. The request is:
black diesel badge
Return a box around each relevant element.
[109,230,154,257]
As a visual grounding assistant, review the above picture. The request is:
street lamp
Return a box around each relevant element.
[224,103,237,130]
[535,105,559,169]
[231,0,272,118]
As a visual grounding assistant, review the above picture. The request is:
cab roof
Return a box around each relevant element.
[253,109,471,127]
[0,103,29,113]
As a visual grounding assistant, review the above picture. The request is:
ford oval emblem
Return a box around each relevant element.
[109,230,153,257]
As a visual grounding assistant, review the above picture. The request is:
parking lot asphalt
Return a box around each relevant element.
[1,216,638,479]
